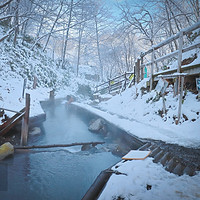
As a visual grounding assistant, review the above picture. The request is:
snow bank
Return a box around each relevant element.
[98,158,200,200]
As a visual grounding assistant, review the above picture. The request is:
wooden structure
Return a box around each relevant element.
[94,72,134,95]
[20,93,30,146]
[0,93,30,146]
[140,21,200,91]
[0,107,25,136]
[94,22,200,97]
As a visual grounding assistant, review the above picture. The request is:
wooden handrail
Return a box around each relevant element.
[95,72,134,94]
[141,21,200,57]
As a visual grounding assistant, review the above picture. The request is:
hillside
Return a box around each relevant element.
[0,31,95,120]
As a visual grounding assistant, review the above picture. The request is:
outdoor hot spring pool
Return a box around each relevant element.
[0,100,122,200]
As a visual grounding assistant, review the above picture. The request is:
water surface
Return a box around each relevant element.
[0,101,120,200]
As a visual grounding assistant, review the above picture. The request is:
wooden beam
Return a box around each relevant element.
[14,141,105,149]
[0,108,25,133]
[0,107,23,114]
[0,112,25,136]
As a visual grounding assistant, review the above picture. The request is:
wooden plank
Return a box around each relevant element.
[0,112,25,136]
[0,108,25,131]
[0,107,23,114]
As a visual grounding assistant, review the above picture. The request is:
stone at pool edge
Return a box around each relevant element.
[0,142,14,160]
[88,118,105,133]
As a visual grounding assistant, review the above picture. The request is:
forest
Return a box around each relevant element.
[0,0,199,81]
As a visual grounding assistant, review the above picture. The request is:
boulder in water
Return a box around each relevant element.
[88,118,105,133]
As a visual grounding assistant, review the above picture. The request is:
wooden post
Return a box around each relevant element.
[20,93,30,146]
[162,94,166,115]
[150,48,155,91]
[49,90,55,100]
[141,56,144,80]
[22,79,27,98]
[176,31,183,95]
[134,63,136,85]
[176,76,184,125]
[33,76,37,89]
[124,72,127,89]
[137,59,141,83]
[108,80,111,94]
[155,61,159,72]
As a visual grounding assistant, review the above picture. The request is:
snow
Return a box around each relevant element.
[122,150,151,160]
[72,78,200,200]
[72,77,200,148]
[98,158,200,200]
[0,23,199,200]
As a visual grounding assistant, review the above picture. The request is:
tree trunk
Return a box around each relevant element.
[13,0,20,47]
[95,15,103,81]
[43,3,63,52]
[61,0,73,69]
[76,24,84,76]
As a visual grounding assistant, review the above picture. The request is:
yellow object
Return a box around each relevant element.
[0,142,14,160]
[110,80,114,85]
[129,74,134,81]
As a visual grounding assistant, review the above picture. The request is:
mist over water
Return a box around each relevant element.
[0,100,120,200]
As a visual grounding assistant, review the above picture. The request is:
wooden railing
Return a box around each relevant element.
[94,72,135,95]
[139,21,200,91]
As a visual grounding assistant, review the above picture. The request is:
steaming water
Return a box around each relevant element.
[0,101,120,200]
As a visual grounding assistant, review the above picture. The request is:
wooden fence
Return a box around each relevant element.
[94,72,135,95]
[139,21,200,91]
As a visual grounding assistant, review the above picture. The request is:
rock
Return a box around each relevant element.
[81,144,91,151]
[30,127,41,135]
[88,118,104,133]
[0,142,14,160]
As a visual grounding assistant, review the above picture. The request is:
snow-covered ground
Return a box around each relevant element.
[98,158,200,200]
[72,78,200,200]
[73,78,200,148]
